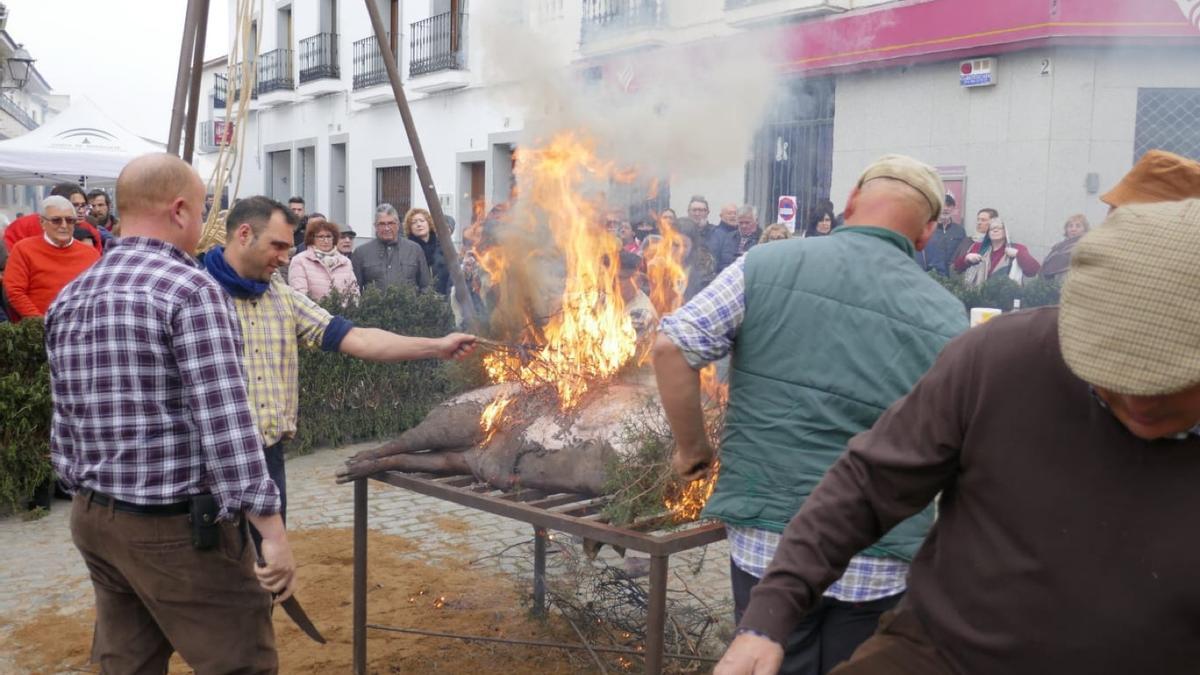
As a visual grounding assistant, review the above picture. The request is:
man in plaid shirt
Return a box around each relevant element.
[46,154,295,672]
[654,155,967,675]
[203,196,475,537]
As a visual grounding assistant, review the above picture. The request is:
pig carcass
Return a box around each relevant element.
[336,376,660,496]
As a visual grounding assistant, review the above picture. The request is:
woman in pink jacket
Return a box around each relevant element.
[288,219,360,303]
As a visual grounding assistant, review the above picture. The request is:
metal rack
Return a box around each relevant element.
[352,472,726,674]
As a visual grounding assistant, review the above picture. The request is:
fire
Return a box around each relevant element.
[477,132,638,411]
[480,394,512,445]
[643,214,689,318]
[665,364,729,522]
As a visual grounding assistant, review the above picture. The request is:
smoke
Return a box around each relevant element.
[475,0,778,183]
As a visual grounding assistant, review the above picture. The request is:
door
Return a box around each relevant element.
[330,142,347,224]
[744,77,835,229]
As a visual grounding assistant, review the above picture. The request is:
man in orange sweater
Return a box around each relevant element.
[4,183,104,255]
[3,196,100,320]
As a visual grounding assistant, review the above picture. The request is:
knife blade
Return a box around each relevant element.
[256,554,327,644]
[280,595,327,644]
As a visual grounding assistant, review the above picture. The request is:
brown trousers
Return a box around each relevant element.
[829,608,957,675]
[70,494,277,674]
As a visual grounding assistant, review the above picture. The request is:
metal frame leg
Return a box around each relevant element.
[645,555,668,674]
[353,479,368,675]
[532,526,547,617]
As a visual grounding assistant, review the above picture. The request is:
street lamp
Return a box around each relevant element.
[4,45,33,90]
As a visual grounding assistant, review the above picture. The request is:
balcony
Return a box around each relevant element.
[257,49,295,97]
[299,32,339,83]
[213,73,227,109]
[581,0,666,42]
[410,12,467,77]
[198,119,235,153]
[0,94,37,130]
[352,34,389,91]
[229,62,258,103]
[724,0,851,26]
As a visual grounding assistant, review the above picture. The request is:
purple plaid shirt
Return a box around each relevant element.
[45,237,279,518]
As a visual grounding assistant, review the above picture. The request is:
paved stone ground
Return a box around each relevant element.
[0,442,733,670]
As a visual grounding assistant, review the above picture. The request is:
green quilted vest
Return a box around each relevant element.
[702,226,967,560]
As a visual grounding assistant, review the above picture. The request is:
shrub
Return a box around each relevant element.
[0,286,487,507]
[291,285,487,454]
[0,319,53,512]
[930,271,1061,312]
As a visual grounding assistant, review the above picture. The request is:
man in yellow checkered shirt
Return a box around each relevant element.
[203,196,475,533]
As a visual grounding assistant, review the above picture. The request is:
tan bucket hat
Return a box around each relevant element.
[1101,150,1200,207]
[1060,199,1200,395]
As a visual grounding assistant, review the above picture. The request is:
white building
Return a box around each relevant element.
[0,2,63,221]
[203,0,1200,257]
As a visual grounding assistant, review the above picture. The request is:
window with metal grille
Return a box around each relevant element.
[1134,88,1200,162]
[744,77,835,231]
[376,165,412,217]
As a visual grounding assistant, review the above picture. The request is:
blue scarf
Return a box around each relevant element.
[203,246,270,299]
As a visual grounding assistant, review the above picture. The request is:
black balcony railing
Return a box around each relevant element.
[0,94,37,130]
[410,12,468,77]
[230,62,258,101]
[299,32,340,84]
[352,34,390,90]
[257,49,295,94]
[213,73,227,108]
[581,0,665,41]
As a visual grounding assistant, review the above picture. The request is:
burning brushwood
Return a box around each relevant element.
[338,131,726,522]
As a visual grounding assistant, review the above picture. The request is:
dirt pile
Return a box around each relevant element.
[3,528,592,674]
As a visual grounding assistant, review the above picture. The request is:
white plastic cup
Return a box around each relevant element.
[970,307,1002,327]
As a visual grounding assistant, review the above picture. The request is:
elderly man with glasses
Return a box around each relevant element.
[350,203,431,292]
[4,183,106,254]
[2,195,100,320]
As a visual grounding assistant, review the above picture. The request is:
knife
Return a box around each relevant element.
[257,555,327,644]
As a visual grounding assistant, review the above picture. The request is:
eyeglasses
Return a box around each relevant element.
[44,216,79,225]
[314,234,335,240]
[376,221,399,229]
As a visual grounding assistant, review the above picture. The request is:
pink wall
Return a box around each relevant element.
[771,0,1200,75]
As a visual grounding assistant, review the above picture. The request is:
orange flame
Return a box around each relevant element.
[478,132,638,411]
[665,364,729,522]
[480,394,512,445]
[643,214,689,317]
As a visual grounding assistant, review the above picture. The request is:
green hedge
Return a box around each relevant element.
[0,318,53,512]
[930,272,1061,313]
[292,285,487,453]
[0,285,485,509]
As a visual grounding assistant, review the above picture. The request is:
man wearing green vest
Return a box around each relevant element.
[654,155,967,675]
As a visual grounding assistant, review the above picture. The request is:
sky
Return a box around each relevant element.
[10,0,230,141]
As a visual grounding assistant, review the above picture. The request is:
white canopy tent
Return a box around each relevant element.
[0,98,169,185]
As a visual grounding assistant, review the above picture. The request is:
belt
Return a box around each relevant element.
[84,490,191,516]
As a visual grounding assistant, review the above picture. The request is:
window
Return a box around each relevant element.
[376,165,412,216]
[1134,88,1200,162]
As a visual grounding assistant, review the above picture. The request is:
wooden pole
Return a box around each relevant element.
[362,0,478,329]
[168,0,204,155]
[182,0,212,163]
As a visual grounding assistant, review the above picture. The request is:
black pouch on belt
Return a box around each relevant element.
[188,494,220,550]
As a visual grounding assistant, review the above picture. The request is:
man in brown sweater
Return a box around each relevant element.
[718,198,1200,675]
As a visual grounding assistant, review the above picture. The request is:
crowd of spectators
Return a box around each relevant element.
[0,178,1103,327]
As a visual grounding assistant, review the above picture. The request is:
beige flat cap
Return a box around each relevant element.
[1060,199,1200,395]
[857,154,945,221]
